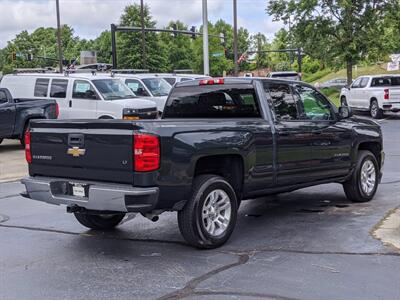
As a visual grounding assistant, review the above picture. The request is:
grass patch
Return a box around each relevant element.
[320,87,341,107]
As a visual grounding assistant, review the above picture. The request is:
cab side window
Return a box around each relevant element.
[34,78,50,97]
[359,77,369,88]
[351,78,362,89]
[72,80,98,100]
[0,90,7,103]
[293,85,333,121]
[266,83,298,120]
[125,79,150,97]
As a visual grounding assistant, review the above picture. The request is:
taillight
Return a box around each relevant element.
[133,134,160,172]
[384,89,389,100]
[25,131,32,164]
[55,103,59,118]
[199,78,224,85]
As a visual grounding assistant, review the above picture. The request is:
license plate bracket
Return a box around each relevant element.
[68,182,89,198]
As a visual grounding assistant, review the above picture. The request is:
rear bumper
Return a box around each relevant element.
[382,103,400,112]
[21,176,159,213]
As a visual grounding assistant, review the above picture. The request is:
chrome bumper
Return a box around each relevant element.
[21,176,159,213]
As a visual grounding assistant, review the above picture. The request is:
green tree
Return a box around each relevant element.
[117,4,168,71]
[267,0,399,84]
[159,21,195,71]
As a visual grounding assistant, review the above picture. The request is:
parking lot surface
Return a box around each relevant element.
[0,114,399,300]
[0,139,26,182]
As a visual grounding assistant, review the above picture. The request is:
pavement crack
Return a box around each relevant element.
[192,290,299,300]
[220,248,400,257]
[0,193,21,200]
[158,252,251,300]
[0,224,188,247]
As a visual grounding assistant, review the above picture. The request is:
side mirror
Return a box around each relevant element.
[338,106,352,119]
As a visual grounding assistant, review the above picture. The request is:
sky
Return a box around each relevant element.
[0,0,284,48]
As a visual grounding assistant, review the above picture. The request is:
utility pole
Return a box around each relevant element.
[233,0,238,76]
[140,0,147,69]
[55,0,63,72]
[202,0,210,75]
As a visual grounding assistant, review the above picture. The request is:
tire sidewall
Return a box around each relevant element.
[193,177,238,247]
[370,100,379,119]
[356,153,379,200]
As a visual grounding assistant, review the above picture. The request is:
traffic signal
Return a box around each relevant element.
[11,52,16,61]
[171,23,177,38]
[27,53,33,61]
[190,26,196,39]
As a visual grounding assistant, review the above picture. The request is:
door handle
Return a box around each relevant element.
[69,100,72,107]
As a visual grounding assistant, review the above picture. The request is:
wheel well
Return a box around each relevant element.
[99,116,114,119]
[194,155,244,199]
[358,142,382,167]
[22,117,43,137]
[370,97,378,104]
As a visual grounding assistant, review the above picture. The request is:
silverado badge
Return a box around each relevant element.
[67,147,86,157]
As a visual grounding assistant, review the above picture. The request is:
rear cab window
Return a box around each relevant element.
[371,77,400,87]
[34,78,50,97]
[163,83,261,118]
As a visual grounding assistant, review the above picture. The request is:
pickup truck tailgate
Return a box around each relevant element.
[29,120,135,184]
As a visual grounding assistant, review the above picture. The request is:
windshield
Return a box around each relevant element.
[92,79,135,100]
[142,78,171,97]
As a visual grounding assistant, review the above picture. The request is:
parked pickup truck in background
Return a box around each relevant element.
[340,75,400,119]
[21,78,384,248]
[0,88,58,146]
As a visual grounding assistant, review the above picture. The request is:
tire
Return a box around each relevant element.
[74,213,125,230]
[178,175,238,249]
[343,150,379,203]
[0,138,3,145]
[370,99,383,119]
[340,96,348,107]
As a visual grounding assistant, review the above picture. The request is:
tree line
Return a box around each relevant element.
[1,1,399,80]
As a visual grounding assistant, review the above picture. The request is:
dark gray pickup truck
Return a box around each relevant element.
[22,78,384,248]
[0,88,58,146]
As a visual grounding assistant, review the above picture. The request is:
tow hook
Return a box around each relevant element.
[67,205,83,213]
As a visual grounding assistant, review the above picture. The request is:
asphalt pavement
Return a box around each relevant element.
[0,114,399,300]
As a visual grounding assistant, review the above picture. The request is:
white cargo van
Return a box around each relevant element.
[113,74,172,112]
[0,73,158,120]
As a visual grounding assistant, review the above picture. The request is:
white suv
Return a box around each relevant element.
[0,73,158,120]
[340,75,400,119]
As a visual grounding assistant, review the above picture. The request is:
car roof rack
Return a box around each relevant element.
[13,68,55,74]
[64,69,97,76]
[173,69,193,74]
[111,69,150,74]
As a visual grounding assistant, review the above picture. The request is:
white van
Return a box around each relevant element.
[113,74,172,112]
[0,73,158,120]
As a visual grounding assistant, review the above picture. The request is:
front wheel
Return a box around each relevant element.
[343,150,379,202]
[178,175,238,249]
[74,213,125,230]
[370,100,383,119]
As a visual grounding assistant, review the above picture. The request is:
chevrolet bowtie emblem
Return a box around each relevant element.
[67,147,86,157]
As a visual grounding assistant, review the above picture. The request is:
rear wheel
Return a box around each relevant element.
[74,213,125,230]
[178,175,238,249]
[370,100,383,119]
[343,150,379,202]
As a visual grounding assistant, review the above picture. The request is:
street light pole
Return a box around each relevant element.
[140,0,147,69]
[233,0,238,76]
[55,0,63,72]
[202,0,210,75]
